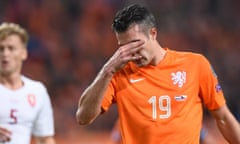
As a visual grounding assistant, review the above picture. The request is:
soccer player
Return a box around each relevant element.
[76,4,240,144]
[0,22,55,144]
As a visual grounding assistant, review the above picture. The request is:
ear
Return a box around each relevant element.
[22,48,28,61]
[150,27,157,40]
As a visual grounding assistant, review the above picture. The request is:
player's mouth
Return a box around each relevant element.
[1,60,9,67]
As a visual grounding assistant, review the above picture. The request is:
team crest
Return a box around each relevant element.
[27,94,36,107]
[171,71,186,88]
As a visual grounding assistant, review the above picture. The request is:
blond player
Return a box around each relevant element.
[76,4,240,144]
[0,22,55,144]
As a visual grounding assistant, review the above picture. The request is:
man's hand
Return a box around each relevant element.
[35,136,55,144]
[0,127,12,143]
[104,40,144,74]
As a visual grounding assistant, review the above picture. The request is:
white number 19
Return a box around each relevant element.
[148,95,171,120]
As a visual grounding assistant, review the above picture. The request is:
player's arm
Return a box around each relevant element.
[33,84,55,144]
[76,67,114,125]
[210,104,240,144]
[35,136,55,144]
[76,40,144,125]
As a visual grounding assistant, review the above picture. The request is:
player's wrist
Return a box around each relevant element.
[102,65,116,77]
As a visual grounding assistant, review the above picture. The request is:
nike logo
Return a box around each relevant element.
[129,78,145,83]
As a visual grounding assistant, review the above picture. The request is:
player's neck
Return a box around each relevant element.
[151,45,166,66]
[0,73,24,90]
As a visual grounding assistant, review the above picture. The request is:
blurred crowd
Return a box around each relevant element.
[0,0,239,143]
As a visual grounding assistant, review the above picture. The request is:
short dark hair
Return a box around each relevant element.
[112,4,157,33]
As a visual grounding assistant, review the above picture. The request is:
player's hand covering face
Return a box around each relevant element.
[105,40,144,74]
[114,24,157,69]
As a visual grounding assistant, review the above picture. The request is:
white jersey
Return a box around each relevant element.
[0,76,54,144]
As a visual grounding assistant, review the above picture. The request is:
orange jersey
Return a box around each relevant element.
[101,49,225,144]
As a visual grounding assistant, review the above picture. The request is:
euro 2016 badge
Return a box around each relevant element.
[215,84,222,93]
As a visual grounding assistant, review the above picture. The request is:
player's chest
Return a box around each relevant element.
[0,92,40,124]
[116,66,201,108]
[125,66,198,92]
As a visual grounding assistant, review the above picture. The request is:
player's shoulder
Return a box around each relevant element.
[21,75,46,89]
[168,49,207,62]
[169,49,203,58]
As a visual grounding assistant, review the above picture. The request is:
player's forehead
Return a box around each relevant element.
[116,24,145,46]
[0,34,23,45]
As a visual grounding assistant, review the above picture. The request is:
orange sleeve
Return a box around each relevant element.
[101,78,116,112]
[199,55,226,110]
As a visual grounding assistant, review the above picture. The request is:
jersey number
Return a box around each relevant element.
[148,95,171,120]
[9,109,18,124]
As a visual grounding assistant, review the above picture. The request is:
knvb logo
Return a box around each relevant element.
[171,71,186,88]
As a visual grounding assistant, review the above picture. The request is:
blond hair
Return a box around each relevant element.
[0,22,29,47]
